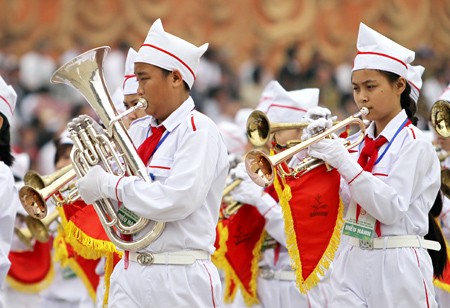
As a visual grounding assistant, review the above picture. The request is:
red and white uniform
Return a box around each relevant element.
[108,97,229,307]
[331,110,440,307]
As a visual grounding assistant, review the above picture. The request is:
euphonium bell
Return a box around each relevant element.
[19,165,77,219]
[431,100,450,138]
[245,108,369,187]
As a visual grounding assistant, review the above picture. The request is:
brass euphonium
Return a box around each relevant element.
[50,46,165,251]
[245,108,369,187]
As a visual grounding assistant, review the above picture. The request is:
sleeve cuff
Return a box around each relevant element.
[103,173,124,201]
[255,193,278,216]
[338,158,363,183]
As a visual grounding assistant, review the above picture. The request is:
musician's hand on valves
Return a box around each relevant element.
[302,118,334,141]
[76,165,120,204]
[304,106,337,122]
[308,138,363,182]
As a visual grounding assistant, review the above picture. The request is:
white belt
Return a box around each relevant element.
[259,268,296,281]
[128,250,210,266]
[348,235,441,251]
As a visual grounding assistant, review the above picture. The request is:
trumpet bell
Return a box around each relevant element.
[19,186,47,219]
[431,100,450,138]
[247,110,271,147]
[244,151,273,187]
[25,215,50,243]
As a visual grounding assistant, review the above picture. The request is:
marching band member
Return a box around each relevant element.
[76,18,229,307]
[306,23,444,307]
[226,81,324,307]
[0,75,19,307]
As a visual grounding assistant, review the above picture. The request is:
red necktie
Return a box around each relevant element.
[356,135,388,236]
[136,125,166,164]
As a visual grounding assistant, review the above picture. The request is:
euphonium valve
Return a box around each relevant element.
[245,108,369,187]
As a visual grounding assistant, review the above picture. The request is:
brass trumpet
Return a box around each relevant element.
[221,179,243,217]
[246,110,311,147]
[431,100,450,138]
[245,108,369,187]
[19,165,77,219]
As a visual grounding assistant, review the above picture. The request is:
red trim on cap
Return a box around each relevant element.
[266,103,307,113]
[0,95,13,117]
[141,44,196,80]
[122,74,136,89]
[356,51,408,69]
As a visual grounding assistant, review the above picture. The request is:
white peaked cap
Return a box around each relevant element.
[135,18,209,89]
[407,64,425,104]
[353,23,415,78]
[256,80,320,123]
[438,83,450,102]
[11,152,30,180]
[0,76,17,124]
[218,121,248,156]
[123,48,139,95]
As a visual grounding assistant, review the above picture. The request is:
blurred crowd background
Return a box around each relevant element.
[0,0,449,175]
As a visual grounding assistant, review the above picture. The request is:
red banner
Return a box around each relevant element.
[274,164,344,293]
[214,204,266,306]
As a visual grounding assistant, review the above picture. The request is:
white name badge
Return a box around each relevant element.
[343,200,376,241]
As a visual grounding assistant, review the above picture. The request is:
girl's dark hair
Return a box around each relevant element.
[425,191,448,279]
[377,70,418,126]
[0,113,14,166]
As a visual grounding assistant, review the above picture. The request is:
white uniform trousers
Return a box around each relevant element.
[329,245,437,307]
[109,258,222,307]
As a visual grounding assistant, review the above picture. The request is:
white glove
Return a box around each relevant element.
[76,165,120,204]
[302,118,334,141]
[304,106,337,122]
[308,138,362,182]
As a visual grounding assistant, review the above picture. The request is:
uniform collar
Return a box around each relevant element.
[149,96,195,132]
[366,109,408,142]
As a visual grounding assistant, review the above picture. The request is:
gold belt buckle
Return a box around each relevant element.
[359,239,373,250]
[137,252,154,265]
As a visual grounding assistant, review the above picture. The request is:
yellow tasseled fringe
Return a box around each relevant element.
[213,221,264,306]
[64,220,120,260]
[6,263,55,294]
[273,173,343,294]
[101,252,116,307]
[433,219,450,293]
[65,255,97,302]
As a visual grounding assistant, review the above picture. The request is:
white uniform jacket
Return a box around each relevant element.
[112,97,229,254]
